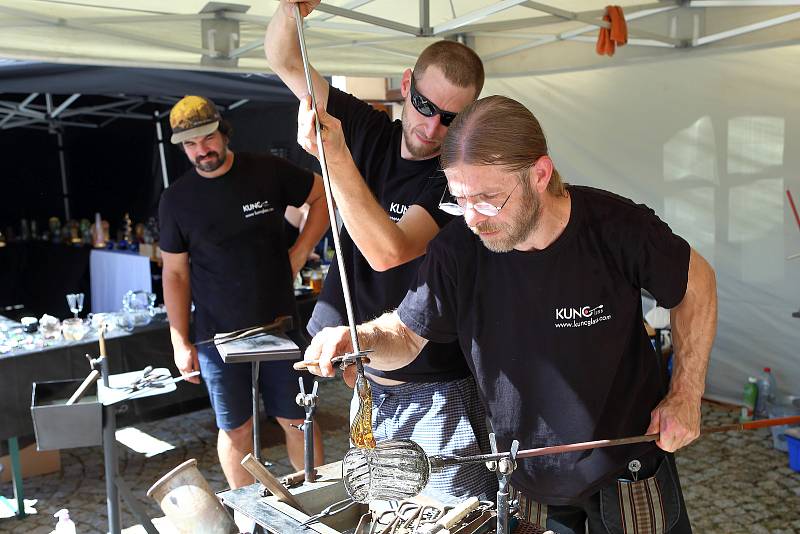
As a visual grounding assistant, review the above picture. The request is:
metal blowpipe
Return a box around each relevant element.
[342,416,800,503]
[292,4,374,449]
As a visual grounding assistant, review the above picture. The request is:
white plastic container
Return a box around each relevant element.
[767,395,800,452]
[54,509,77,534]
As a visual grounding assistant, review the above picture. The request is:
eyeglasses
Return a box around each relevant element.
[409,72,458,127]
[439,180,521,217]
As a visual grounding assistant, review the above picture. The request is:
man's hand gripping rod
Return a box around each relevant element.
[292,5,370,372]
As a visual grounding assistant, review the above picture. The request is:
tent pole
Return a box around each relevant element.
[57,132,71,220]
[154,113,170,188]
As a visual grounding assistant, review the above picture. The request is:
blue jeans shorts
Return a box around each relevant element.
[197,335,311,431]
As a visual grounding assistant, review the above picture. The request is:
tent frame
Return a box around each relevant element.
[1,1,800,76]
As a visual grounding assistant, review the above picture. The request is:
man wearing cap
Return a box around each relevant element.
[159,95,328,489]
[265,0,495,503]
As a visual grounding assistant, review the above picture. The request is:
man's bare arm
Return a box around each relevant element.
[329,156,440,271]
[647,247,717,451]
[264,0,330,105]
[303,311,427,377]
[161,251,201,384]
[297,100,441,271]
[288,174,329,276]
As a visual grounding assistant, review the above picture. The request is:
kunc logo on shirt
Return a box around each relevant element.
[242,199,274,218]
[554,304,612,328]
[388,202,408,222]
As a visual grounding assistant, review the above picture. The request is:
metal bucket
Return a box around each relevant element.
[147,458,237,534]
[31,379,102,451]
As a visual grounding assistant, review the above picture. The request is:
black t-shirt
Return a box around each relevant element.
[158,152,314,340]
[307,87,469,382]
[397,185,691,505]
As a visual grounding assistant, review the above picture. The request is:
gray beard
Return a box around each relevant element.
[476,182,541,253]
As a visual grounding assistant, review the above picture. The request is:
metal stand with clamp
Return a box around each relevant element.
[204,315,295,465]
[92,331,162,534]
[486,433,519,534]
[295,378,319,484]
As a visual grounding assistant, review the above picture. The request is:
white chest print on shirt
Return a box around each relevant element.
[242,199,274,219]
[387,202,408,222]
[554,304,612,328]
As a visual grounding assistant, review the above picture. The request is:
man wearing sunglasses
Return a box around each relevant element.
[303,96,716,534]
[266,1,495,503]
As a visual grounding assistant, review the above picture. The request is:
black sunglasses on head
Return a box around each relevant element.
[409,72,458,127]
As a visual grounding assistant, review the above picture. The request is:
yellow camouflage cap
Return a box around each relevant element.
[169,95,222,144]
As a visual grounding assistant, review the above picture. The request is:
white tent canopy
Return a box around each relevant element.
[0,1,799,77]
[1,1,798,404]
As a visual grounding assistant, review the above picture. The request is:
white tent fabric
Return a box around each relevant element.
[483,44,800,404]
[0,1,799,77]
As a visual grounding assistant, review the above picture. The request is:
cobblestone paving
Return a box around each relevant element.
[677,402,800,534]
[1,386,798,533]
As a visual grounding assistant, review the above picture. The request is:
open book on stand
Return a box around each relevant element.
[214,332,301,364]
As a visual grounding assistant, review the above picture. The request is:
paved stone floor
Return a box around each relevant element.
[1,381,798,534]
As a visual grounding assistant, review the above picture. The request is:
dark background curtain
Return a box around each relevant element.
[0,100,320,234]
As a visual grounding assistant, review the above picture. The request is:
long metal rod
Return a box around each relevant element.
[315,0,378,22]
[433,0,533,35]
[115,479,158,534]
[312,3,420,35]
[431,416,800,467]
[787,189,800,231]
[0,5,219,58]
[252,361,261,462]
[293,5,364,370]
[51,93,81,118]
[694,10,800,46]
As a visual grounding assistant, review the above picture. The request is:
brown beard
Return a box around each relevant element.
[472,180,541,252]
[194,146,227,172]
[401,104,441,160]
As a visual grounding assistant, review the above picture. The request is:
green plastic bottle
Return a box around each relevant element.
[740,376,758,422]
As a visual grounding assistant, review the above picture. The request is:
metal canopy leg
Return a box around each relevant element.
[57,132,71,220]
[154,113,170,189]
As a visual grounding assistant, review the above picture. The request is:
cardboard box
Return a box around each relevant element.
[0,443,61,483]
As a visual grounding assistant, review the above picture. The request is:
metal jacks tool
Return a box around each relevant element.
[295,377,319,483]
[486,433,519,534]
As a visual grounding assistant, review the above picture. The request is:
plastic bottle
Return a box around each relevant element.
[741,377,758,422]
[755,367,777,419]
[766,367,777,401]
[54,509,77,534]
